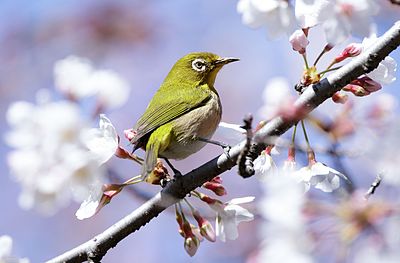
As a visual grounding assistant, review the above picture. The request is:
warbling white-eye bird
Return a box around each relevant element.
[130,52,239,179]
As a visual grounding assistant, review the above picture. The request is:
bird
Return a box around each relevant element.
[130,52,239,180]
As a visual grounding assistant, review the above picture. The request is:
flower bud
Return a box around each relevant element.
[335,43,362,63]
[289,29,309,54]
[184,236,200,257]
[123,128,136,141]
[198,193,218,205]
[192,210,216,242]
[202,181,227,196]
[331,91,349,104]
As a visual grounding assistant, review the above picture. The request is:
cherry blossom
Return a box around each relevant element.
[81,114,118,165]
[208,197,255,242]
[237,0,296,38]
[258,174,313,263]
[296,0,379,45]
[294,161,343,192]
[5,98,105,214]
[54,56,130,109]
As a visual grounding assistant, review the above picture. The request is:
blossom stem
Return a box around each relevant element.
[191,190,201,199]
[291,123,298,144]
[183,198,196,214]
[313,48,327,66]
[302,53,310,69]
[300,120,311,150]
[122,175,143,185]
[319,66,342,76]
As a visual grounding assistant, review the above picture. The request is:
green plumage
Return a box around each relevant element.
[131,52,239,179]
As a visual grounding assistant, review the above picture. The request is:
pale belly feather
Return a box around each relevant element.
[160,92,221,160]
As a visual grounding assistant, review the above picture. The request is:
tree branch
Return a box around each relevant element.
[47,22,400,263]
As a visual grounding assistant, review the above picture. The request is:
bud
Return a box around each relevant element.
[307,149,316,165]
[198,193,218,205]
[202,181,227,196]
[331,91,349,104]
[192,210,216,242]
[343,76,382,97]
[181,216,201,256]
[184,236,200,257]
[123,128,136,141]
[335,43,362,63]
[289,29,309,54]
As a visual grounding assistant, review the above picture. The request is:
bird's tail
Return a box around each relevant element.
[141,124,173,180]
[141,141,159,180]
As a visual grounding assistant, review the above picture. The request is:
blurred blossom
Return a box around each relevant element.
[54,56,130,110]
[236,0,296,38]
[295,0,332,28]
[354,247,400,263]
[5,97,105,215]
[296,0,378,45]
[258,77,295,120]
[209,197,255,242]
[366,119,400,186]
[54,56,95,99]
[0,235,29,263]
[81,114,118,165]
[362,35,397,85]
[257,175,313,263]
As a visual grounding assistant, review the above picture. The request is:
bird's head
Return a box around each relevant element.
[165,52,239,87]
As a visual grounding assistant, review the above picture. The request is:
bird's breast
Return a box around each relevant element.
[161,92,222,160]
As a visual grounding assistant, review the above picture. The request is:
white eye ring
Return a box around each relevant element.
[192,58,207,72]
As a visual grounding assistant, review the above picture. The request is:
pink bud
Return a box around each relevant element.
[192,210,216,242]
[344,76,382,97]
[198,193,218,205]
[210,176,223,184]
[184,236,200,257]
[289,29,309,54]
[324,44,334,52]
[307,149,316,165]
[202,181,227,196]
[123,128,136,141]
[356,76,382,93]
[331,91,349,104]
[335,43,362,63]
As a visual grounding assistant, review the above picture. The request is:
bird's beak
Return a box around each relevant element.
[214,57,240,66]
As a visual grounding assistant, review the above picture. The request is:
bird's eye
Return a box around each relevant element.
[192,59,207,72]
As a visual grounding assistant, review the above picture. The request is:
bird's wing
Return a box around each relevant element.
[132,85,212,146]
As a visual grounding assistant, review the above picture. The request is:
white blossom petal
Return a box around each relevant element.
[81,114,118,165]
[75,184,103,220]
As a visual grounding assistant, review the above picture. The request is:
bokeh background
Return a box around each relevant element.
[0,0,399,262]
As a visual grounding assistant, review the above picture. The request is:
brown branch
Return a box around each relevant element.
[47,22,400,263]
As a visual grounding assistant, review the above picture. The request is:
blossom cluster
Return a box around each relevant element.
[5,56,130,215]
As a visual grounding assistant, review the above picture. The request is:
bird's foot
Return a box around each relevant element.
[162,158,183,178]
